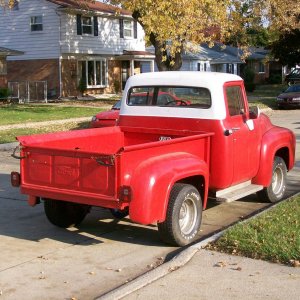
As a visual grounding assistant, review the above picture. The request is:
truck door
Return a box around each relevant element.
[224,83,260,185]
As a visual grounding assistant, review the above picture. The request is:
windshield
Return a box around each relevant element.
[127,86,211,108]
[112,100,121,110]
[286,85,300,93]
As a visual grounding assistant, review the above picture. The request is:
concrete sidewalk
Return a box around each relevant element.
[121,248,300,300]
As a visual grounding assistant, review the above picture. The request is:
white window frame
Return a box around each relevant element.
[258,62,265,73]
[123,19,133,38]
[81,59,107,88]
[81,16,93,35]
[30,16,43,32]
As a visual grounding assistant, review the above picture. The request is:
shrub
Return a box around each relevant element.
[268,74,282,84]
[242,67,256,92]
[77,77,87,95]
[0,88,11,100]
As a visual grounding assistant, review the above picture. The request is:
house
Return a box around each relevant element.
[182,44,244,75]
[146,43,244,75]
[245,47,283,84]
[0,47,23,88]
[0,0,155,98]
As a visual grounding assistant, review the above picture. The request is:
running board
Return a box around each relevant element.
[216,181,263,202]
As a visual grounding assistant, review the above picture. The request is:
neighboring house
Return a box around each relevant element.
[0,0,155,98]
[245,47,283,84]
[0,47,23,88]
[182,44,244,75]
[146,44,244,75]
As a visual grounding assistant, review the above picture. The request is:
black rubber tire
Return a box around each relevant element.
[44,199,90,228]
[109,207,129,219]
[257,156,287,203]
[157,183,202,246]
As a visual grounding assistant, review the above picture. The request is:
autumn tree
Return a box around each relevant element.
[269,29,300,67]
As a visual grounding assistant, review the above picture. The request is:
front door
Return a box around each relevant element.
[121,61,130,90]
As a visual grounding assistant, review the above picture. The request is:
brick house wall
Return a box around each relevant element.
[7,59,60,97]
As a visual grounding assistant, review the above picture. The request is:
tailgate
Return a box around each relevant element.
[20,147,117,203]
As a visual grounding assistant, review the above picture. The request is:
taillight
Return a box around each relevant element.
[119,186,132,202]
[11,172,21,187]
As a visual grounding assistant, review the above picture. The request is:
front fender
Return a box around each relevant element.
[253,127,295,186]
[128,152,209,225]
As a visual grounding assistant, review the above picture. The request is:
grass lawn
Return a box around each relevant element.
[0,121,90,144]
[207,196,300,266]
[0,104,104,126]
[247,83,287,109]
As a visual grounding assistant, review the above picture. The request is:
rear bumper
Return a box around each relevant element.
[21,184,123,209]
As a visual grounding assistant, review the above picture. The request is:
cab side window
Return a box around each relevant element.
[226,86,245,116]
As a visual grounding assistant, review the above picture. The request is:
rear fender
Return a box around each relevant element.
[128,153,209,225]
[253,127,295,186]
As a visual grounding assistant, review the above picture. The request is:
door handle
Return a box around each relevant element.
[224,127,240,136]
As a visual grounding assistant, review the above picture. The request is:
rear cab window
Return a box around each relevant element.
[127,86,211,108]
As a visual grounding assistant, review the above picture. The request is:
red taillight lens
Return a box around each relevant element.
[119,186,132,202]
[11,172,21,187]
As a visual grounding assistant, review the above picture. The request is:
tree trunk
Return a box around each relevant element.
[150,33,183,71]
[132,11,183,71]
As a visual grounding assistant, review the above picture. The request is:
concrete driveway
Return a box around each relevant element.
[0,110,299,300]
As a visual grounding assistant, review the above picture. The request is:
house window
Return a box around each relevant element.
[123,20,133,38]
[30,16,43,31]
[259,62,265,73]
[119,19,137,39]
[225,85,245,116]
[82,16,93,35]
[227,64,234,74]
[80,60,107,88]
[0,58,7,75]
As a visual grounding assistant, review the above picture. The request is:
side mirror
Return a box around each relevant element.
[249,106,260,119]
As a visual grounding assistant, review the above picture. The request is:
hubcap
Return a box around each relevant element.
[179,197,197,235]
[272,166,284,195]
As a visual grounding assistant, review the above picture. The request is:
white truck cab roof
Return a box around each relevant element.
[120,71,244,120]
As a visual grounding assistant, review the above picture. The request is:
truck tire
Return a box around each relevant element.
[257,156,287,203]
[157,183,202,246]
[109,208,129,219]
[44,199,90,228]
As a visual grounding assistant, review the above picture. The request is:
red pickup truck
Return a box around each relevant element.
[12,72,296,246]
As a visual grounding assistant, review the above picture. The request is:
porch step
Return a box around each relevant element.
[216,181,264,202]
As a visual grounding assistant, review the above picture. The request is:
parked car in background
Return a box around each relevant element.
[91,100,121,128]
[276,84,300,109]
[91,92,190,128]
[285,68,300,86]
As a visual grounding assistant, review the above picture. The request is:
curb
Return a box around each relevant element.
[96,192,300,300]
[96,229,226,300]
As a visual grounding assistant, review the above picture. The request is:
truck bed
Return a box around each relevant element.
[18,126,212,207]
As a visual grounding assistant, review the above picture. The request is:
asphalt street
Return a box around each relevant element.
[0,109,299,299]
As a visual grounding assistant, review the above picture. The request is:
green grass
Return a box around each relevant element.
[247,84,287,109]
[0,121,90,144]
[207,196,300,265]
[0,104,104,126]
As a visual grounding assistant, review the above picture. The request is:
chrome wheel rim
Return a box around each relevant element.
[272,166,284,195]
[179,197,197,235]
